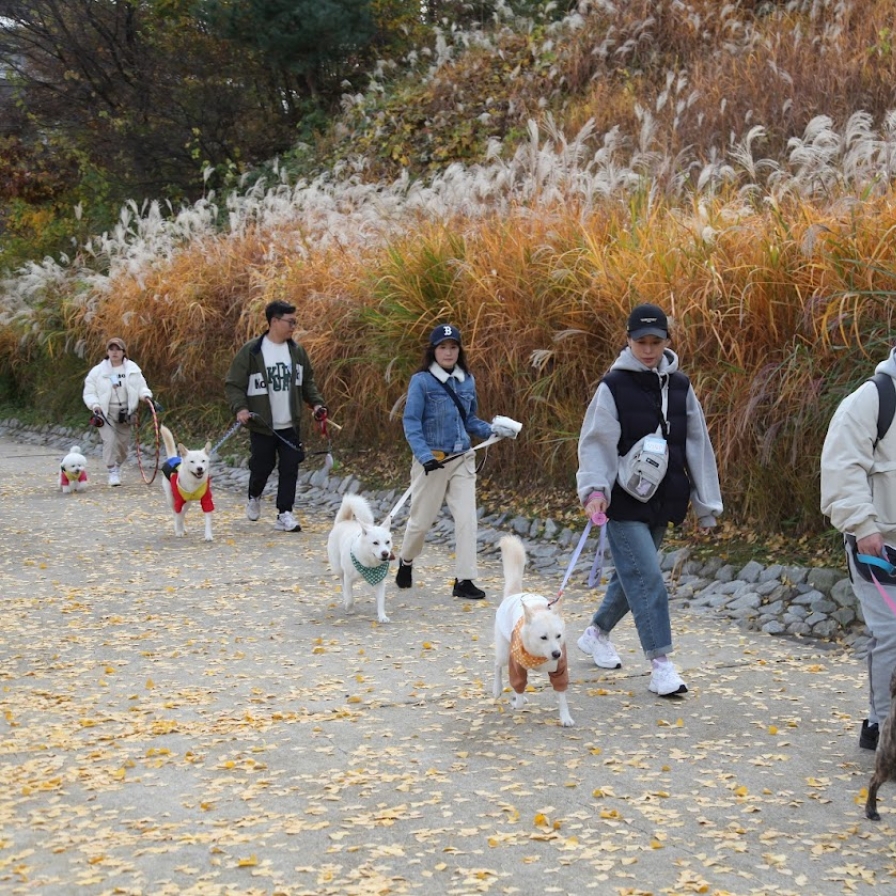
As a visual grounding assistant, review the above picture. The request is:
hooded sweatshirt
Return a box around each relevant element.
[576,346,722,527]
[821,347,896,542]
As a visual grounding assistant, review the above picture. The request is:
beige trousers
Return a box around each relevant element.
[399,452,478,580]
[99,417,132,468]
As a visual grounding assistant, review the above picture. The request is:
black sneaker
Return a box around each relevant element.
[396,559,413,589]
[453,578,485,600]
[860,719,880,751]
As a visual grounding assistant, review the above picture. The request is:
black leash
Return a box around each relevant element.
[247,413,331,457]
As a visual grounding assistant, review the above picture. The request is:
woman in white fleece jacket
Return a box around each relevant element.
[82,336,153,486]
[821,346,896,752]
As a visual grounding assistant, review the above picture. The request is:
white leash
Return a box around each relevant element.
[380,435,503,527]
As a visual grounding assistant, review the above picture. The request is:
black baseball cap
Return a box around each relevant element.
[627,304,669,339]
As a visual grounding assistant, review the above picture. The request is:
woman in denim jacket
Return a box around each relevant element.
[395,324,498,600]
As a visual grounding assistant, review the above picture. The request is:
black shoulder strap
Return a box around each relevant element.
[429,372,467,423]
[871,372,896,448]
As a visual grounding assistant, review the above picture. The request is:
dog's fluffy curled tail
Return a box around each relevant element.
[499,534,526,597]
[335,493,375,526]
[160,425,177,459]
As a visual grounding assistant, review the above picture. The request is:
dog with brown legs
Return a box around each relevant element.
[493,534,574,727]
[865,665,896,820]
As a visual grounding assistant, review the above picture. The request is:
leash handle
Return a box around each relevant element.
[857,552,896,574]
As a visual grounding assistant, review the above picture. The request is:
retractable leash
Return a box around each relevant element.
[856,553,896,616]
[550,512,608,608]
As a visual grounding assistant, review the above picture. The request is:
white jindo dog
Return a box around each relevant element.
[59,445,88,494]
[327,493,394,624]
[493,534,574,727]
[159,425,214,541]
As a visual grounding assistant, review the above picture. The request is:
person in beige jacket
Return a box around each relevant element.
[821,347,896,752]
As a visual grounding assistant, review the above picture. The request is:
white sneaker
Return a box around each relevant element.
[592,633,622,669]
[108,468,121,487]
[246,496,261,521]
[649,661,688,697]
[275,510,301,532]
[577,625,600,655]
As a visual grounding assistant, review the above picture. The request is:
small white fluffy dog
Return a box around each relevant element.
[160,425,214,541]
[60,445,88,493]
[493,534,574,727]
[327,494,393,623]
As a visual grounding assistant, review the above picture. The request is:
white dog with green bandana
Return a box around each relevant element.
[327,494,394,623]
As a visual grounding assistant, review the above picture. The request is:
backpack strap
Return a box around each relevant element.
[870,372,896,448]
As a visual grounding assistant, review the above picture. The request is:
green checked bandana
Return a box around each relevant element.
[350,550,390,586]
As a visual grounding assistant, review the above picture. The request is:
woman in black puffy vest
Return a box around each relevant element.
[575,304,723,697]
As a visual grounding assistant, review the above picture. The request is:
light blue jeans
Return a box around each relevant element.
[590,519,673,659]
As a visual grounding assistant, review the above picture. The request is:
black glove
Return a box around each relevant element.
[151,399,164,413]
[313,405,328,421]
[423,458,444,475]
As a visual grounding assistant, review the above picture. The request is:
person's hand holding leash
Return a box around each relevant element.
[236,409,252,425]
[858,532,887,560]
[313,405,328,422]
[423,458,444,475]
[585,490,607,525]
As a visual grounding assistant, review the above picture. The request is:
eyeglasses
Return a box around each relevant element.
[107,345,124,351]
[278,317,298,327]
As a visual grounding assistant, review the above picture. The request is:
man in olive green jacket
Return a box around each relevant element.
[225,301,326,532]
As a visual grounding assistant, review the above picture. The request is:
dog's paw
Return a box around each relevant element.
[560,714,575,727]
[511,694,527,710]
[204,534,214,542]
[377,614,391,623]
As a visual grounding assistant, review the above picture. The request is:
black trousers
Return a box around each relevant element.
[248,428,304,513]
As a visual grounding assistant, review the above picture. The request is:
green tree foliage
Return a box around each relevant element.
[0,0,435,271]
[202,0,376,100]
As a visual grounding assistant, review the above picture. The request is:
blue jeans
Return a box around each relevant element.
[590,519,672,659]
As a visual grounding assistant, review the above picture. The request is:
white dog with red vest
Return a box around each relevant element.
[493,534,573,727]
[60,445,89,494]
[160,425,214,541]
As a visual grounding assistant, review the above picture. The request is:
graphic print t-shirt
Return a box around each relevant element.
[108,367,127,418]
[261,338,294,428]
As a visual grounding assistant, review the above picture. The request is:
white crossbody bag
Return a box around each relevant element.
[617,382,670,502]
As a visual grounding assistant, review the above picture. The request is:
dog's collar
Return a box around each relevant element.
[350,550,390,586]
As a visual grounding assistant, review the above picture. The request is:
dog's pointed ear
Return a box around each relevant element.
[204,441,212,454]
[522,600,537,623]
[178,443,188,457]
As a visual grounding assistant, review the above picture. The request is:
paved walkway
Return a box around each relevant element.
[1,434,894,895]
